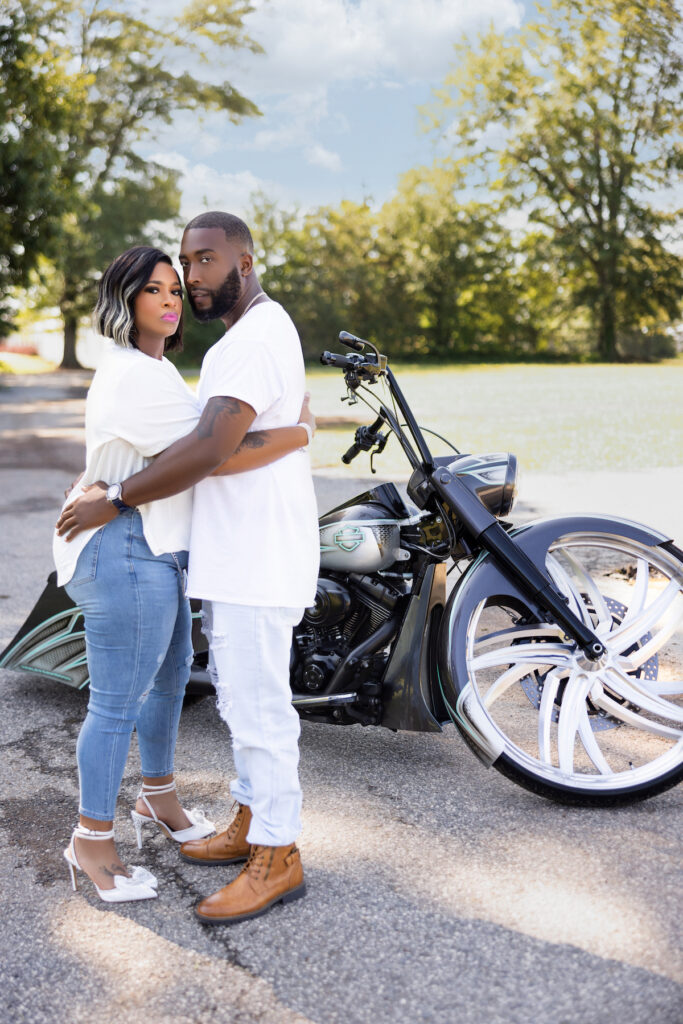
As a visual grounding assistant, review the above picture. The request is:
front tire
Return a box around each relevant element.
[439,518,683,805]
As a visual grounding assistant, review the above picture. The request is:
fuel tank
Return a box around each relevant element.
[318,484,410,572]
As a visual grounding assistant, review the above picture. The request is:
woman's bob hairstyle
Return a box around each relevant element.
[93,246,184,352]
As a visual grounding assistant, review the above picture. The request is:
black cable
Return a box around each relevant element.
[397,422,460,454]
[341,375,463,565]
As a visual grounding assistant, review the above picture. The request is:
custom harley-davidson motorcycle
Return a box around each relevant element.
[2,332,682,805]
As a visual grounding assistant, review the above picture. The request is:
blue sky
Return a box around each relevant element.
[141,0,529,222]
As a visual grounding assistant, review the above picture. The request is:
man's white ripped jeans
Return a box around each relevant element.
[202,601,305,847]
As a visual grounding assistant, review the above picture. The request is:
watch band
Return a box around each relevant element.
[297,421,313,448]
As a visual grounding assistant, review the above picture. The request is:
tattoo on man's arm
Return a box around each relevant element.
[197,397,244,439]
[236,431,267,452]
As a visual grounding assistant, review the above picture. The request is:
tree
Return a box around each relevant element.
[426,0,683,359]
[252,195,390,360]
[0,1,82,332]
[53,168,184,368]
[380,165,545,359]
[251,179,547,362]
[7,1,262,366]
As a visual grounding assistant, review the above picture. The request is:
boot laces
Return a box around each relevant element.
[225,801,244,840]
[241,844,268,880]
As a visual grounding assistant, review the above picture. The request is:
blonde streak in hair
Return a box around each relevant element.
[106,277,136,347]
[93,275,115,342]
[92,280,110,338]
[118,278,140,346]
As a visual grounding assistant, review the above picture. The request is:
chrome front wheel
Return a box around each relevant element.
[441,519,683,804]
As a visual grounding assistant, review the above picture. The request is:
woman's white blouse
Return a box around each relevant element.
[53,342,200,586]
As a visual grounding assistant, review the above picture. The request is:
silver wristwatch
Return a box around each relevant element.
[106,483,132,514]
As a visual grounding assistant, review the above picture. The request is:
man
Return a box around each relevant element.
[57,212,320,923]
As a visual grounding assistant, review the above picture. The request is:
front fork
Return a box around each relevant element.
[432,467,606,660]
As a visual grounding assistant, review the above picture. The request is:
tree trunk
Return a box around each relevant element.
[597,284,618,361]
[60,314,83,369]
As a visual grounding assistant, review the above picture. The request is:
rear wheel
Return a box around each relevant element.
[445,525,683,805]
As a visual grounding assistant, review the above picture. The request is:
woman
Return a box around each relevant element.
[56,246,314,903]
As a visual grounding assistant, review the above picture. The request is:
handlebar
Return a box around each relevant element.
[341,415,386,464]
[338,331,366,352]
[321,333,435,475]
[320,350,360,370]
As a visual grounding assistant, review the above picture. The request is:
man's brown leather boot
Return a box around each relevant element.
[180,802,252,865]
[194,843,305,924]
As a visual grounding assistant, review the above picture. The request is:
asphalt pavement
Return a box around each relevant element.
[0,371,681,1024]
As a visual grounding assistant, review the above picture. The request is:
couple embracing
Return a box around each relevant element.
[54,211,319,924]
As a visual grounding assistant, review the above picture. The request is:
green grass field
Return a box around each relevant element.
[304,362,683,475]
[4,354,679,476]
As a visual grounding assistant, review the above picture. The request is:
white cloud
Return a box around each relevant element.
[226,0,524,97]
[247,88,330,151]
[305,144,342,172]
[215,0,523,194]
[143,1,525,216]
[149,152,286,220]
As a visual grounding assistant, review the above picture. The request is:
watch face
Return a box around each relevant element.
[107,484,121,502]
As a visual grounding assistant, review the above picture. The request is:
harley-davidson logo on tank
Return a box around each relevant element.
[333,526,364,551]
[318,506,404,572]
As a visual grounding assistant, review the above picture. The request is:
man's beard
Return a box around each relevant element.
[188,266,241,322]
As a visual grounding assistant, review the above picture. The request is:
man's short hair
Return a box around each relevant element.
[184,211,254,253]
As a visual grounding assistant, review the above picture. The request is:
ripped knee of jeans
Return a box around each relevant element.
[200,611,229,647]
[215,681,232,720]
[207,662,220,688]
[211,630,228,651]
[207,629,229,686]
[201,611,229,649]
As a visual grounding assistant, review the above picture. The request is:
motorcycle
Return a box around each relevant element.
[2,332,682,805]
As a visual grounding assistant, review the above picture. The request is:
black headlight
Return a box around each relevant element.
[449,453,518,518]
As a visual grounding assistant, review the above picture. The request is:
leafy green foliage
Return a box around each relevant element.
[426,0,683,359]
[0,0,260,364]
[244,2,680,365]
[0,2,83,331]
[251,174,561,363]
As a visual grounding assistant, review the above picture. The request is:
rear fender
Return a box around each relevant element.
[0,572,88,688]
[1,572,210,692]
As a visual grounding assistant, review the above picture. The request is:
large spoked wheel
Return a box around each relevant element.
[441,518,683,805]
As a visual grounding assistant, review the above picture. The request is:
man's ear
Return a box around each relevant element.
[240,252,254,276]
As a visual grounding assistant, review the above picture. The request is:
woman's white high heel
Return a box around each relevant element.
[131,781,215,848]
[63,825,158,903]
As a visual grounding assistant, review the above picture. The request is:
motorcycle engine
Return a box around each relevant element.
[293,573,406,694]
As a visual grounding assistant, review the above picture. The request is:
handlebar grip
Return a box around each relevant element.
[341,416,386,465]
[341,442,362,465]
[320,350,357,369]
[338,331,365,352]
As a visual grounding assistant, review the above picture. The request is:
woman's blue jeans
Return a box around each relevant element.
[65,510,192,821]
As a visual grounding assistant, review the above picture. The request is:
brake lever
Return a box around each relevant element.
[369,432,388,474]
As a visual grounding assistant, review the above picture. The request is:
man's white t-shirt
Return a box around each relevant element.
[53,342,200,586]
[188,301,319,607]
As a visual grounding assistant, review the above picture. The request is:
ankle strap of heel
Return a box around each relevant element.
[140,781,176,795]
[137,780,177,821]
[74,825,115,840]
